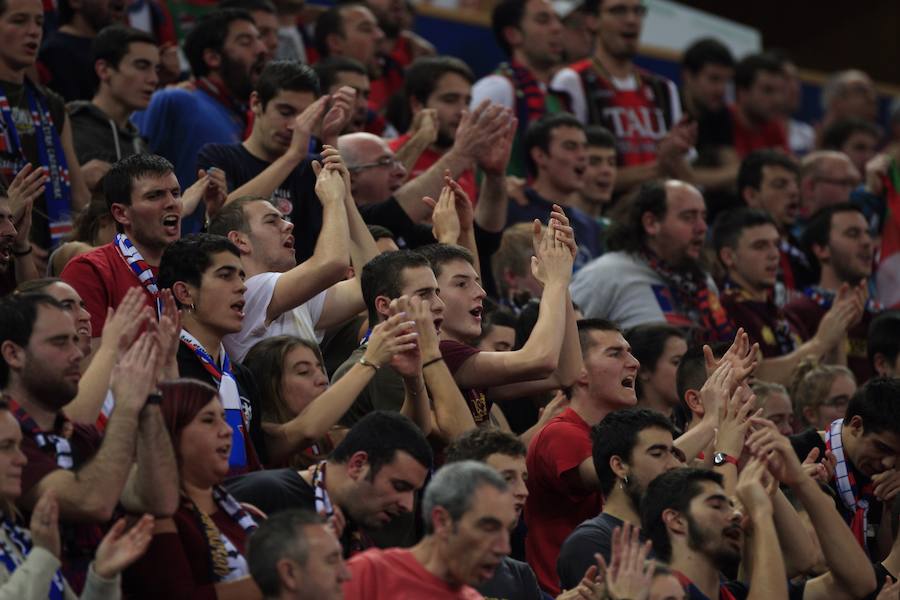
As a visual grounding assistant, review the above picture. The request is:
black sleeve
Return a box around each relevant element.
[474,222,503,298]
[357,197,436,248]
[196,143,237,190]
[557,526,612,591]
[225,469,315,516]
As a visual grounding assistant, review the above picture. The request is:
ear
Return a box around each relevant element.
[846,414,864,437]
[94,58,112,83]
[502,25,523,50]
[409,95,423,115]
[802,405,818,426]
[719,246,736,270]
[641,210,661,238]
[275,558,301,592]
[346,450,369,480]
[684,389,704,418]
[249,91,263,114]
[662,508,687,536]
[810,241,830,264]
[741,186,758,207]
[873,352,890,376]
[609,454,628,481]
[374,295,392,322]
[227,230,252,256]
[431,505,452,537]
[574,364,590,388]
[326,32,344,56]
[0,341,25,372]
[529,146,548,172]
[110,202,131,229]
[202,47,222,72]
[171,281,194,308]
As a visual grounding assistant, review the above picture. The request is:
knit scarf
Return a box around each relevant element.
[825,418,874,552]
[0,518,64,600]
[803,285,881,314]
[721,279,796,354]
[186,486,257,583]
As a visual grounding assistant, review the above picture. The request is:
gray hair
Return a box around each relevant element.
[247,509,327,596]
[821,69,873,112]
[751,380,789,411]
[422,461,508,534]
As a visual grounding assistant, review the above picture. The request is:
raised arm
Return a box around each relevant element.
[394,109,438,173]
[736,458,788,600]
[263,150,350,323]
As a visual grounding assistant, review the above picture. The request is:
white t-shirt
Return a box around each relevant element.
[224,271,328,361]
[569,251,718,331]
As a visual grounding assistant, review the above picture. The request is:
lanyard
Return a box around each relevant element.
[114,233,163,317]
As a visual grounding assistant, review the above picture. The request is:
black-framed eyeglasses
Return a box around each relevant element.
[603,3,648,18]
[348,156,403,172]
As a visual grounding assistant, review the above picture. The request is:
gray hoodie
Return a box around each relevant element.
[67,100,145,164]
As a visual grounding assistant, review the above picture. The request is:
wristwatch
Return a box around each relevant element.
[713,452,738,467]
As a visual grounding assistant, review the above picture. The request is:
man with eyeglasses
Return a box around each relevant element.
[799,151,862,222]
[551,0,696,194]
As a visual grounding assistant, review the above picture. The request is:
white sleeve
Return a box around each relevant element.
[223,272,280,361]
[551,67,587,124]
[308,289,329,338]
[471,75,515,110]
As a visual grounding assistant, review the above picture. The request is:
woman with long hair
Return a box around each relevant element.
[0,398,154,598]
[124,379,263,600]
[790,360,857,431]
[243,311,418,468]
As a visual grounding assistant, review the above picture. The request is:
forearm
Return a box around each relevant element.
[423,360,476,441]
[268,363,375,463]
[63,346,116,424]
[474,172,507,232]
[673,419,716,462]
[344,192,379,270]
[613,162,660,193]
[121,406,179,516]
[394,132,432,173]
[746,510,788,600]
[227,153,303,203]
[793,477,875,594]
[772,489,817,577]
[395,149,472,223]
[692,163,740,191]
[399,374,433,437]
[549,295,582,387]
[517,282,568,375]
[13,251,38,283]
[756,338,828,386]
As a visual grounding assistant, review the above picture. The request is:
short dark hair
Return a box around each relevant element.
[158,233,241,307]
[0,294,65,387]
[801,202,867,259]
[367,224,395,241]
[331,411,433,476]
[846,377,900,436]
[711,207,777,254]
[626,324,685,400]
[491,0,527,57]
[737,149,798,197]
[734,52,784,92]
[184,8,255,78]
[404,56,474,107]
[313,56,367,92]
[208,197,264,238]
[605,180,667,253]
[445,428,526,464]
[103,153,174,210]
[255,60,320,108]
[360,250,431,325]
[682,38,735,74]
[247,509,326,596]
[869,311,900,367]
[591,408,677,496]
[315,3,366,58]
[220,0,276,13]
[641,467,723,561]
[417,243,475,279]
[474,306,518,347]
[577,318,621,356]
[92,24,157,71]
[523,113,584,177]
[673,343,730,430]
[821,117,883,151]
[585,125,617,150]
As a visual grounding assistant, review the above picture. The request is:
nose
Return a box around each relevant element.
[392,160,407,179]
[432,294,446,315]
[494,530,511,557]
[474,282,487,300]
[513,478,528,501]
[374,25,385,41]
[627,352,640,371]
[397,490,415,513]
[13,448,26,467]
[283,219,294,235]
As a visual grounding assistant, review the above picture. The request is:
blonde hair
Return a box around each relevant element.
[789,359,856,426]
[491,223,538,300]
[751,380,789,412]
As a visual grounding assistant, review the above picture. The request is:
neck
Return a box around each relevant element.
[728,272,768,301]
[59,16,97,37]
[240,252,268,279]
[182,320,222,364]
[91,90,133,129]
[242,133,281,164]
[670,548,722,600]
[603,486,640,525]
[0,60,26,85]
[569,388,612,426]
[735,102,765,128]
[182,478,217,514]
[531,178,573,206]
[817,268,845,293]
[637,392,673,420]
[410,536,464,587]
[510,50,553,84]
[123,231,164,266]
[593,44,633,79]
[3,383,58,430]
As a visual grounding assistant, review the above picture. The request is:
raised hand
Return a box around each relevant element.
[199,167,228,221]
[312,150,346,206]
[6,163,47,223]
[408,295,440,359]
[698,361,731,425]
[877,575,900,600]
[100,286,153,354]
[410,108,439,146]
[444,172,474,233]
[30,491,60,558]
[363,306,419,369]
[556,565,605,600]
[477,113,517,176]
[93,515,155,579]
[111,332,160,416]
[595,523,653,600]
[798,447,835,484]
[322,86,356,142]
[425,184,461,244]
[872,469,900,502]
[155,290,182,379]
[746,418,807,487]
[288,95,330,161]
[383,297,424,378]
[716,381,758,459]
[453,101,509,162]
[736,457,776,521]
[704,328,758,382]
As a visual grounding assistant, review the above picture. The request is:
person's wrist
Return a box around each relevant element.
[11,242,32,255]
[360,354,383,369]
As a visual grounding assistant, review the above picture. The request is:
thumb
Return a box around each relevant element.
[311,160,322,177]
[803,447,820,464]
[197,168,207,180]
[422,196,436,209]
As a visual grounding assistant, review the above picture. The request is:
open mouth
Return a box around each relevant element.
[723,526,742,542]
[433,317,444,333]
[77,326,91,337]
[0,246,10,263]
[231,300,245,319]
[216,444,232,460]
[574,165,586,177]
[621,375,635,389]
[162,214,180,234]
[469,306,483,321]
[282,235,295,249]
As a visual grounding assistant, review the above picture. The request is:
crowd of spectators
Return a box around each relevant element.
[1,0,900,598]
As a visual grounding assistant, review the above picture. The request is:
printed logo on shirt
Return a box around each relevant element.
[10,107,34,135]
[602,106,667,141]
[272,188,294,220]
[240,394,253,427]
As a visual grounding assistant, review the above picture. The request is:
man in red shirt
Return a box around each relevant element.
[525,318,639,594]
[60,154,181,344]
[390,56,479,201]
[343,460,517,599]
[730,53,789,158]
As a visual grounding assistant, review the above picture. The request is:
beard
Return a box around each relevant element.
[624,476,645,512]
[434,129,455,150]
[221,53,257,102]
[686,513,742,574]
[21,357,78,412]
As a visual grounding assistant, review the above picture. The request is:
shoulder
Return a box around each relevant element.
[60,243,116,276]
[551,66,583,89]
[198,142,244,162]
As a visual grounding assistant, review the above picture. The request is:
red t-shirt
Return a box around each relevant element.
[388,134,478,203]
[344,547,484,599]
[439,340,491,425]
[60,242,158,337]
[524,407,602,595]
[729,105,789,158]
